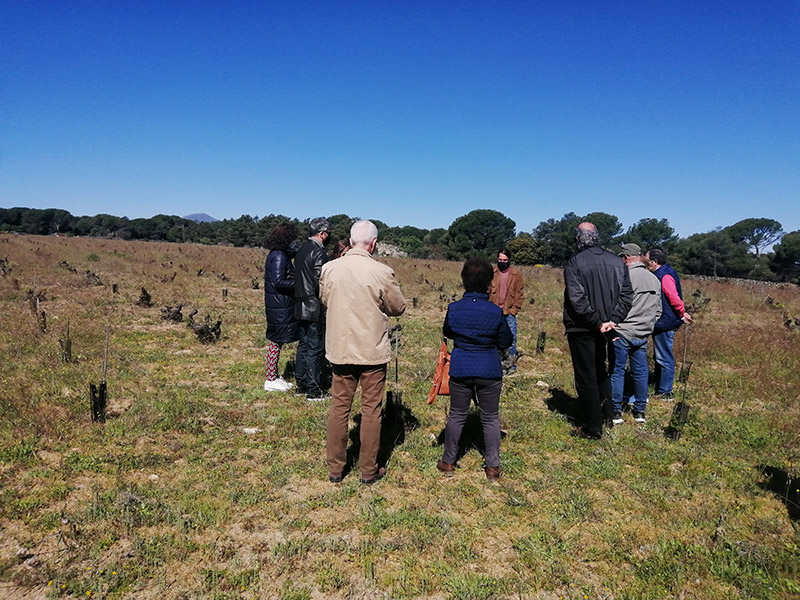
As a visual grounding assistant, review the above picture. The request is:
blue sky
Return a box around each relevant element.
[2,1,799,238]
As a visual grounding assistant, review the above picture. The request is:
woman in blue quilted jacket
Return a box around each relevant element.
[437,257,513,481]
[263,223,300,392]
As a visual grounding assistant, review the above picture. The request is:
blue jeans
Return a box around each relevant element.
[652,328,676,395]
[611,336,649,414]
[296,320,325,395]
[505,314,517,356]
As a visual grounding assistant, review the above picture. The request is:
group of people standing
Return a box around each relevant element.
[263,216,689,484]
[263,217,330,399]
[263,218,406,484]
[435,224,691,478]
[564,221,691,440]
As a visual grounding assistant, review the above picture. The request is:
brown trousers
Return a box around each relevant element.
[326,363,387,479]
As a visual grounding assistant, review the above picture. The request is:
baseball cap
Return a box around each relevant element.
[619,243,642,256]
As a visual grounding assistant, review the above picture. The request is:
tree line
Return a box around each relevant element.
[1,206,798,284]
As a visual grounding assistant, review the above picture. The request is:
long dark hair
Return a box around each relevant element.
[329,239,350,259]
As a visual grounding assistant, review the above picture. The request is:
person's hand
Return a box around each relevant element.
[682,313,693,324]
[599,321,616,333]
[600,321,619,341]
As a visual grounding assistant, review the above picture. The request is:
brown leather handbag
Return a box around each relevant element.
[427,339,451,404]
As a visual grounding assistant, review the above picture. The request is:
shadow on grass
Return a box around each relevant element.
[544,387,582,426]
[757,465,799,522]
[281,359,295,381]
[342,391,420,480]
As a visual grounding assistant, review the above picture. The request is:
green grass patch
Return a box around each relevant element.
[0,235,797,599]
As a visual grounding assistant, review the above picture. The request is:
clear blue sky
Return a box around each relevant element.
[2,1,799,238]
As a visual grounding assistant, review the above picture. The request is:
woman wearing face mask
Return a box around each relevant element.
[263,222,300,392]
[489,248,525,373]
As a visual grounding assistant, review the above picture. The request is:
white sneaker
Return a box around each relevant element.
[263,378,293,392]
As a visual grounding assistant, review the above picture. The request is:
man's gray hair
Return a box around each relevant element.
[575,224,601,249]
[309,217,330,235]
[350,220,378,246]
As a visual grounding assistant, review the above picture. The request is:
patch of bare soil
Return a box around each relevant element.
[0,519,60,600]
[106,396,135,417]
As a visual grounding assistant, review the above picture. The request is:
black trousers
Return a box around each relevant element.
[567,331,613,436]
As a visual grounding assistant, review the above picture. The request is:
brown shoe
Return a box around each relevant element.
[485,466,501,481]
[360,467,386,485]
[436,460,456,477]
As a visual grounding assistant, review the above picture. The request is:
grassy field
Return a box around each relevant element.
[0,233,798,600]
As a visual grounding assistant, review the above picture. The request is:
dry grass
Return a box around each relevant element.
[0,233,798,600]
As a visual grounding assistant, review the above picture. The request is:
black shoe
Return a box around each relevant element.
[570,426,602,440]
[328,472,343,483]
[360,467,386,485]
[633,411,646,423]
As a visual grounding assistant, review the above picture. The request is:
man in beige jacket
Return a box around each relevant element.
[320,220,406,484]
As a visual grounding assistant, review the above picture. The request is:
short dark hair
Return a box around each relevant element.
[461,257,493,293]
[267,223,298,251]
[647,248,668,266]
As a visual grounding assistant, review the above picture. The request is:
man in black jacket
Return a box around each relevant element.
[563,222,632,439]
[294,217,330,401]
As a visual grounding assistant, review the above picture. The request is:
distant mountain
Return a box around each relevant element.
[183,213,218,223]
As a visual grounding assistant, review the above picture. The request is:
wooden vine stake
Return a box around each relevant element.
[59,318,73,363]
[665,323,693,441]
[536,331,547,354]
[90,327,109,423]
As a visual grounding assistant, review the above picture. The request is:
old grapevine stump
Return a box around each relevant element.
[187,309,222,343]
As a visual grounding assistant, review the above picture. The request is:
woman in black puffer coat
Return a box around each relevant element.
[263,223,300,392]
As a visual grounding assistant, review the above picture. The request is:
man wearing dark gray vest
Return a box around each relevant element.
[645,248,692,401]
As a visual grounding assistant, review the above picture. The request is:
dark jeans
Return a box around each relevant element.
[296,320,325,395]
[442,377,502,469]
[567,331,613,437]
